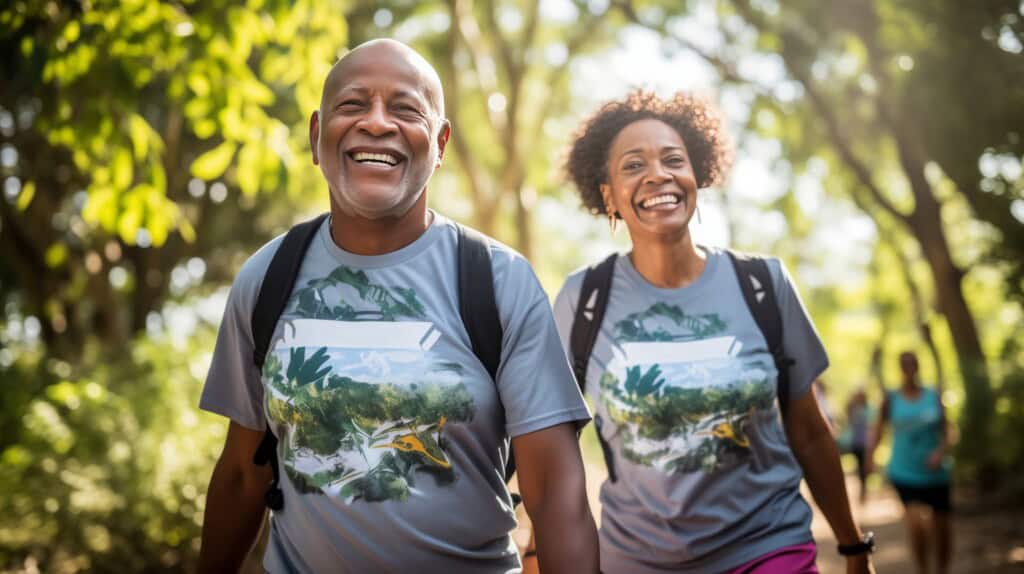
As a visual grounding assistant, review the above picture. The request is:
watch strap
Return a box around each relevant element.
[837,531,875,556]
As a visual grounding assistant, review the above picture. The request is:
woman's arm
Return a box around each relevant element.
[927,392,950,470]
[784,387,874,574]
[512,422,599,574]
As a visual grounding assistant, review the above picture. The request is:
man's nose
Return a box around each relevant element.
[358,100,397,136]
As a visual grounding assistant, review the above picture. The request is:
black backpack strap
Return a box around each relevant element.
[250,212,329,511]
[725,250,794,416]
[456,224,503,380]
[568,253,619,482]
[455,224,518,490]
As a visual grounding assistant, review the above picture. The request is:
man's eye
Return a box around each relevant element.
[338,101,364,110]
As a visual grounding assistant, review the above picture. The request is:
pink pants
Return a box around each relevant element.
[724,542,819,574]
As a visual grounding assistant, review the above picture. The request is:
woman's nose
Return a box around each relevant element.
[643,162,672,184]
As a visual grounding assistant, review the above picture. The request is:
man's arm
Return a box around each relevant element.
[198,421,273,574]
[512,422,599,574]
[784,387,874,574]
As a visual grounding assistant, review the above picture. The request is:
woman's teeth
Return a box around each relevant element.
[641,194,680,209]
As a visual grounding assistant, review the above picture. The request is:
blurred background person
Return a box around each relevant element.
[843,387,870,505]
[868,351,952,574]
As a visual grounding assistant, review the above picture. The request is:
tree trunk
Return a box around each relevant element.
[907,195,992,465]
[514,185,533,261]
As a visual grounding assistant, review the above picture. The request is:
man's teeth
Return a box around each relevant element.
[641,194,680,208]
[352,152,398,165]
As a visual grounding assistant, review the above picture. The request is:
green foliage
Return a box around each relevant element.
[0,329,225,573]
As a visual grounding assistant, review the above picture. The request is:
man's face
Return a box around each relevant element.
[311,46,449,220]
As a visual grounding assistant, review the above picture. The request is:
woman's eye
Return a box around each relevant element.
[665,156,685,165]
[624,162,643,170]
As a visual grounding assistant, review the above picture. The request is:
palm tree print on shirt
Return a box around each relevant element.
[601,303,775,473]
[261,265,476,503]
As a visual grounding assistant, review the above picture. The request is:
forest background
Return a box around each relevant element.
[2,0,1023,571]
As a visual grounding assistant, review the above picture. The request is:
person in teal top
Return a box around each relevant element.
[869,351,952,574]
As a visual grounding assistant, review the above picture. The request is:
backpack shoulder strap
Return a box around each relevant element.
[252,213,330,369]
[568,253,619,482]
[569,254,617,392]
[455,224,516,486]
[725,250,793,414]
[250,212,329,511]
[456,224,503,380]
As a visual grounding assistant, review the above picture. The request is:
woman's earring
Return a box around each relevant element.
[695,202,702,225]
[607,209,618,233]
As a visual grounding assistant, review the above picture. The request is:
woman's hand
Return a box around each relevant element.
[846,554,876,574]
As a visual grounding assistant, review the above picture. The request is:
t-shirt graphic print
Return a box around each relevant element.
[602,302,776,475]
[264,265,474,503]
[202,213,590,573]
[553,248,829,574]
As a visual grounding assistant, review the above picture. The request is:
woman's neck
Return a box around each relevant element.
[628,232,706,289]
[900,379,922,396]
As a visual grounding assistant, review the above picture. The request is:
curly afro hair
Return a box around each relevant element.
[565,90,733,216]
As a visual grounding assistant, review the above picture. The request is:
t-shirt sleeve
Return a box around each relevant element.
[198,243,279,431]
[552,271,585,358]
[492,252,591,438]
[769,258,829,402]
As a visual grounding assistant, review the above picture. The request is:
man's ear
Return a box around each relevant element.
[435,119,451,167]
[309,110,320,165]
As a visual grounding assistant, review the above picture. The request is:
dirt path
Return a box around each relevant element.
[810,476,1024,574]
[550,462,1024,573]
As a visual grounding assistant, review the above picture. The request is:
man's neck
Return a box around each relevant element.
[328,196,432,256]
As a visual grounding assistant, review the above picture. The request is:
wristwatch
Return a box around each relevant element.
[837,531,875,556]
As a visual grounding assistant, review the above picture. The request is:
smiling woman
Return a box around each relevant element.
[552,90,875,574]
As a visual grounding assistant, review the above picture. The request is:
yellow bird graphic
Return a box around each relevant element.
[374,416,451,469]
[696,420,750,448]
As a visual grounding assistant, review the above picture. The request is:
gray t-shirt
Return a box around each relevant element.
[553,248,828,574]
[201,212,590,574]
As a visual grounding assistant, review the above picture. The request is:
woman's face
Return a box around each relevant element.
[601,118,698,241]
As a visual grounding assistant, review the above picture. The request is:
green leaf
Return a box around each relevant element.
[236,141,261,196]
[190,141,237,180]
[128,115,151,160]
[118,192,144,243]
[45,243,68,268]
[193,119,217,139]
[112,149,133,189]
[187,71,210,97]
[16,181,35,211]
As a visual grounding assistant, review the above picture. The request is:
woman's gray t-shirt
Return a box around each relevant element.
[553,247,828,574]
[200,213,590,573]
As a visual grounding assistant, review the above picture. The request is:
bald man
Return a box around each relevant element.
[197,40,598,573]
